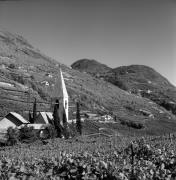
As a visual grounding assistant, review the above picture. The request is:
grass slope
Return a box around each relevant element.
[103,65,176,115]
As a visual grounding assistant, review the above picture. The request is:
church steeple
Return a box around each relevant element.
[52,68,69,121]
[60,69,69,99]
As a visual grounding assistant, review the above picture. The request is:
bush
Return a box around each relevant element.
[8,63,16,69]
[114,80,128,91]
[37,87,48,100]
[10,73,26,84]
[76,102,82,135]
[6,125,58,145]
[19,125,38,143]
[120,119,144,129]
[16,75,25,84]
[68,122,77,137]
[6,127,20,146]
[43,124,57,139]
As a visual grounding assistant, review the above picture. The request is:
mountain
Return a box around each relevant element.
[103,65,176,115]
[0,30,176,136]
[71,59,176,116]
[71,59,111,76]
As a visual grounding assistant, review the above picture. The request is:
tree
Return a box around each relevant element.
[28,110,33,123]
[6,127,19,146]
[33,98,37,123]
[76,101,82,135]
[19,125,38,143]
[53,99,62,138]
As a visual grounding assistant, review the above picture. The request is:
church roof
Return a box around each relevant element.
[35,112,53,124]
[52,68,68,99]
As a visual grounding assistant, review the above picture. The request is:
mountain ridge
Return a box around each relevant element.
[71,59,176,116]
[71,59,111,76]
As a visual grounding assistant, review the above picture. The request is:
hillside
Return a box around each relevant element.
[71,59,111,77]
[0,30,176,135]
[72,59,176,116]
[103,65,176,116]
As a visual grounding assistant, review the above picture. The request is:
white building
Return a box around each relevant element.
[41,81,49,86]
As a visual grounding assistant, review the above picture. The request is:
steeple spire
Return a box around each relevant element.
[52,68,69,121]
[60,68,68,99]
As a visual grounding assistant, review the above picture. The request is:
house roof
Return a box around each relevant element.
[9,112,29,123]
[46,112,53,120]
[10,112,29,124]
[0,112,29,129]
[39,112,53,124]
[52,68,68,99]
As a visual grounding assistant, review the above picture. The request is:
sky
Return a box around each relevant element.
[0,0,176,85]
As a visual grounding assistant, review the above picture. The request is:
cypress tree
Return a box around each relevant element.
[76,101,82,135]
[33,97,37,123]
[53,99,62,137]
[28,110,33,123]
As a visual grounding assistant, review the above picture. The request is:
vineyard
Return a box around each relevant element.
[0,135,176,179]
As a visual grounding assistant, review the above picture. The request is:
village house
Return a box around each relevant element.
[0,112,29,129]
[45,73,53,78]
[41,81,49,86]
[35,112,53,124]
[100,115,113,122]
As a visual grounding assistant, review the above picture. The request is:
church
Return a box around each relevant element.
[52,68,69,125]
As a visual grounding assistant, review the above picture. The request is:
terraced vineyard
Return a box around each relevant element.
[1,135,176,179]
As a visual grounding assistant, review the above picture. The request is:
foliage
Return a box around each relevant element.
[10,73,25,84]
[0,135,176,179]
[76,101,82,135]
[19,125,38,143]
[28,111,33,123]
[6,127,19,146]
[8,63,16,69]
[53,100,62,138]
[28,97,37,124]
[120,119,144,129]
[44,124,57,139]
[68,121,77,137]
[37,87,48,100]
[32,97,37,123]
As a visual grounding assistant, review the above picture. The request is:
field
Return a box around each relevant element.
[1,134,176,179]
